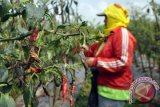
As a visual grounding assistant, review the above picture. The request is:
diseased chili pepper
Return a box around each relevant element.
[69,96,74,107]
[60,74,68,102]
[30,47,41,63]
[25,47,40,70]
[29,28,39,42]
[70,82,76,96]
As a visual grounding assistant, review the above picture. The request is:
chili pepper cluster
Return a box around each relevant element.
[60,74,76,107]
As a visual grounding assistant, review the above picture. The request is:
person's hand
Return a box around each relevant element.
[86,57,95,67]
[80,43,89,50]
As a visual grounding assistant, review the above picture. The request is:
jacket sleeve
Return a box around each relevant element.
[93,28,135,73]
[84,43,99,57]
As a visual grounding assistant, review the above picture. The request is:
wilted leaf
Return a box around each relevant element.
[80,21,87,27]
[73,0,78,6]
[147,8,150,13]
[65,3,70,14]
[54,5,59,14]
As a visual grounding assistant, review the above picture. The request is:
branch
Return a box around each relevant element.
[0,31,32,42]
[51,32,80,44]
[56,32,80,37]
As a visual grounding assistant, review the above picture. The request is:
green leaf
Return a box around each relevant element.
[25,3,45,24]
[47,51,52,60]
[0,0,12,17]
[22,45,30,59]
[0,84,12,94]
[0,83,7,87]
[0,65,8,82]
[0,94,16,107]
[31,97,38,107]
[23,86,31,107]
[54,75,61,87]
[1,14,10,22]
[20,0,30,3]
[57,24,70,29]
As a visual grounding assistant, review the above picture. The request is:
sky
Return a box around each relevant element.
[77,0,160,25]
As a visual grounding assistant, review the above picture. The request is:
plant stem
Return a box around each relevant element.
[0,31,32,42]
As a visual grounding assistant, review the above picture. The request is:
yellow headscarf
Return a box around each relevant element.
[103,4,130,36]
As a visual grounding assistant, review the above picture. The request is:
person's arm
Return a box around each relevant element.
[84,43,99,57]
[93,28,135,73]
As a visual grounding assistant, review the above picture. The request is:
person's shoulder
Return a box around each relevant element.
[112,26,128,33]
[110,27,123,36]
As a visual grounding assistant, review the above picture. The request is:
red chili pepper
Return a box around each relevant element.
[30,67,41,73]
[70,84,76,95]
[73,47,78,55]
[69,97,74,107]
[60,75,68,102]
[30,67,38,73]
[29,28,39,42]
[72,45,80,55]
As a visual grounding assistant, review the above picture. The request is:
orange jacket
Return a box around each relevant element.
[85,26,136,90]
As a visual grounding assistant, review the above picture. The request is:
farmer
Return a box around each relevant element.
[83,4,137,107]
